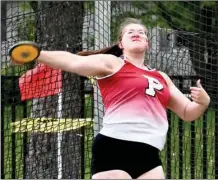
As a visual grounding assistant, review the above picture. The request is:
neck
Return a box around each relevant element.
[123,51,146,67]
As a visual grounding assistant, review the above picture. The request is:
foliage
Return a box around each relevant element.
[84,1,94,14]
[17,1,36,41]
[111,1,217,32]
[1,63,33,76]
[200,1,216,8]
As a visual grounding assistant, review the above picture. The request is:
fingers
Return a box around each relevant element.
[190,79,203,91]
[191,96,198,102]
[191,91,200,96]
[189,79,210,106]
[196,79,202,88]
[190,87,201,91]
[190,92,199,100]
[190,79,202,102]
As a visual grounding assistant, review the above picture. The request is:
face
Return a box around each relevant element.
[119,23,149,53]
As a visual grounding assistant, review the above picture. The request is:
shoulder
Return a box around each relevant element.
[95,54,124,79]
[105,54,124,70]
[97,54,124,66]
[158,71,173,87]
[86,54,124,71]
[85,53,120,61]
[95,54,120,61]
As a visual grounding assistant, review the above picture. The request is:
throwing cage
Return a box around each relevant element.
[1,1,218,179]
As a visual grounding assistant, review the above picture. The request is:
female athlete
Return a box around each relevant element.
[11,18,210,179]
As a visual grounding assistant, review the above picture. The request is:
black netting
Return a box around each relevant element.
[1,1,218,179]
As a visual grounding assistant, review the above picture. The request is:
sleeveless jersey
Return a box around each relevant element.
[96,58,171,150]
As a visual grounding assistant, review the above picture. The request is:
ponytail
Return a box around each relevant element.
[77,44,123,57]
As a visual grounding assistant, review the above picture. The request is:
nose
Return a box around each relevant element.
[132,31,140,37]
[133,34,140,38]
[131,34,140,39]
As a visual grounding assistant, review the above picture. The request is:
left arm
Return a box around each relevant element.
[160,72,210,122]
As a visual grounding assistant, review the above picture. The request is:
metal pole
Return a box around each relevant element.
[23,101,27,179]
[57,91,63,179]
[93,1,111,137]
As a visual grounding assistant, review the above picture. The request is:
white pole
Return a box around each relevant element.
[57,90,62,179]
[93,1,111,137]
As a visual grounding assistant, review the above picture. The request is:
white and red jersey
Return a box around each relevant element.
[96,58,171,150]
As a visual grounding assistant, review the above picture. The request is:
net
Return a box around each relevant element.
[1,1,218,179]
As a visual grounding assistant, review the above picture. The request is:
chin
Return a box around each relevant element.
[130,46,146,53]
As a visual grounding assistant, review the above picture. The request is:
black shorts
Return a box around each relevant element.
[91,133,162,179]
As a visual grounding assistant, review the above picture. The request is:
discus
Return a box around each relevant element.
[9,41,41,64]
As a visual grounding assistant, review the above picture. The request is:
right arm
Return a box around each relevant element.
[36,50,122,77]
[160,72,210,121]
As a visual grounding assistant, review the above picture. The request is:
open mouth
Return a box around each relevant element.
[132,39,141,42]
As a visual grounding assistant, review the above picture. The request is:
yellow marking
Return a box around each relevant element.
[11,117,94,133]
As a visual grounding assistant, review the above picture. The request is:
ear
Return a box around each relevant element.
[118,42,123,49]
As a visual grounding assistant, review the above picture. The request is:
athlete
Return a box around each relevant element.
[11,18,210,179]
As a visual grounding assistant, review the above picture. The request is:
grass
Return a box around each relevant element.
[160,110,216,179]
[2,96,217,179]
[3,105,27,179]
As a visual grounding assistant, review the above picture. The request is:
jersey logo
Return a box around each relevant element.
[142,75,164,96]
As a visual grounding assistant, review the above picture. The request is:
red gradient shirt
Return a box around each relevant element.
[97,58,171,150]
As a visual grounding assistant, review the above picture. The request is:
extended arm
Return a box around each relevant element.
[35,50,122,77]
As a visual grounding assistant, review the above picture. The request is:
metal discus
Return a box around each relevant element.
[9,41,41,64]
